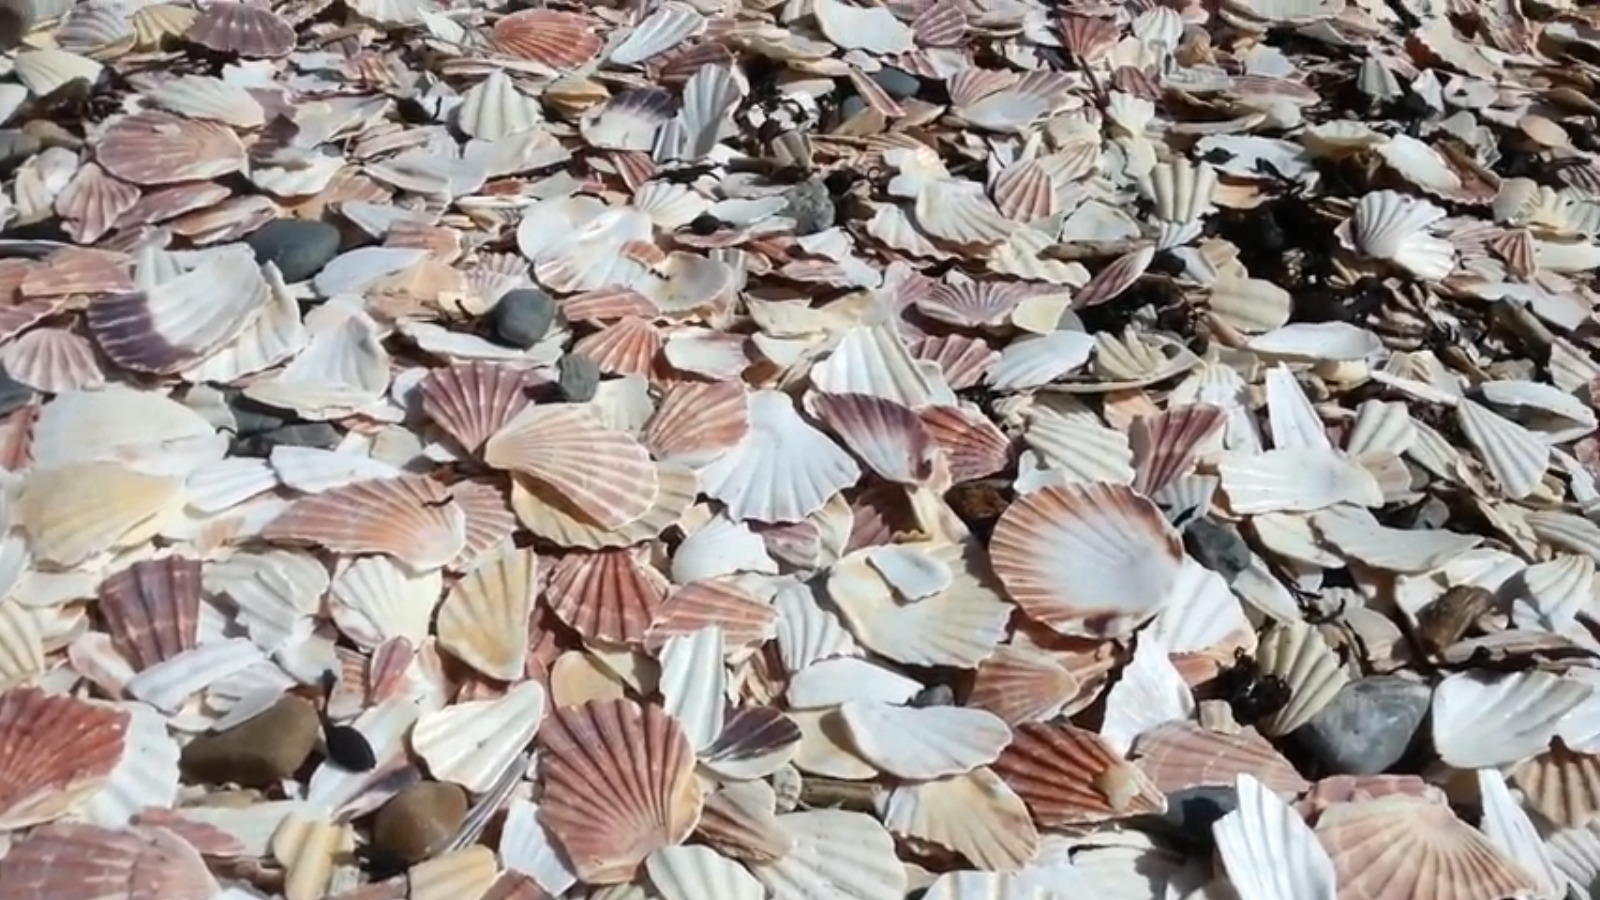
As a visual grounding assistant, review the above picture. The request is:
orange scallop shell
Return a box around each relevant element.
[492,10,603,69]
[419,361,539,455]
[544,548,669,647]
[0,822,219,900]
[263,475,466,571]
[993,721,1167,827]
[0,688,130,830]
[1131,721,1310,797]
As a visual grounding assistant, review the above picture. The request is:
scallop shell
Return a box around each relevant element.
[828,542,1010,668]
[0,688,130,829]
[1512,743,1600,828]
[839,702,1011,780]
[645,843,762,900]
[493,10,602,68]
[646,580,778,654]
[919,404,1012,483]
[812,392,937,486]
[457,71,544,142]
[511,460,696,550]
[87,245,271,374]
[1254,620,1349,737]
[97,112,249,185]
[1432,669,1589,770]
[1336,190,1457,281]
[643,380,750,469]
[610,2,705,66]
[147,75,265,129]
[419,361,538,455]
[485,403,658,531]
[17,464,184,568]
[413,680,546,794]
[1315,797,1534,900]
[1130,404,1226,497]
[989,483,1183,638]
[0,328,106,393]
[1456,398,1549,500]
[185,1,295,57]
[748,810,905,900]
[695,781,793,863]
[264,476,466,571]
[538,698,703,884]
[55,163,139,245]
[1132,721,1310,797]
[1144,158,1217,226]
[545,548,669,647]
[989,160,1058,224]
[969,644,1083,726]
[0,822,219,900]
[699,390,861,524]
[434,544,535,680]
[96,558,201,674]
[1214,774,1337,900]
[573,316,663,377]
[993,722,1167,826]
[881,767,1039,872]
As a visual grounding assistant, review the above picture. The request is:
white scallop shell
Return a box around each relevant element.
[609,1,705,66]
[1254,620,1349,737]
[1143,158,1216,226]
[1336,190,1457,281]
[1432,670,1590,769]
[328,556,441,650]
[147,75,265,129]
[1345,400,1417,456]
[659,626,727,751]
[1457,398,1550,500]
[838,701,1010,780]
[1214,774,1337,900]
[646,845,763,900]
[1219,448,1383,514]
[412,680,546,793]
[748,811,905,900]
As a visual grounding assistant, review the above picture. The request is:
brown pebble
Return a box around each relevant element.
[372,781,469,866]
[180,696,319,788]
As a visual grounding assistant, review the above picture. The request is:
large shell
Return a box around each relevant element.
[185,1,295,57]
[263,475,466,571]
[0,688,130,829]
[1132,721,1310,797]
[992,722,1167,826]
[96,112,249,185]
[989,483,1183,638]
[538,699,703,884]
[435,545,537,681]
[1315,797,1534,900]
[485,403,659,531]
[0,822,219,900]
[419,362,539,455]
[544,548,669,647]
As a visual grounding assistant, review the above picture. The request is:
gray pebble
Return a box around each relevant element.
[557,353,600,403]
[871,67,921,100]
[245,219,342,283]
[235,422,341,457]
[0,367,32,416]
[491,288,556,350]
[782,178,835,236]
[836,94,868,125]
[1161,785,1239,850]
[1184,518,1251,584]
[1291,676,1432,775]
[0,130,39,172]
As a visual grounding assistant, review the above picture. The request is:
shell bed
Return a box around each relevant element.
[0,0,1598,898]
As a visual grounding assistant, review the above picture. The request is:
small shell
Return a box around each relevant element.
[699,390,861,524]
[839,702,1011,780]
[263,476,466,572]
[544,548,669,647]
[97,558,201,673]
[811,392,937,486]
[1132,721,1310,797]
[538,699,703,884]
[992,722,1167,826]
[645,844,762,900]
[0,688,130,830]
[419,362,538,455]
[643,380,750,469]
[969,644,1083,726]
[435,545,536,681]
[185,1,296,57]
[493,9,602,68]
[485,403,658,531]
[412,680,546,794]
[456,71,544,142]
[1254,620,1349,737]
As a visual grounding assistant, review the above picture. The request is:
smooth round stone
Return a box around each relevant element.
[1291,676,1432,775]
[782,178,835,236]
[1183,518,1251,584]
[491,287,556,350]
[234,422,341,458]
[557,353,600,403]
[180,696,320,788]
[0,366,33,417]
[871,67,921,100]
[372,781,469,867]
[245,219,341,283]
[836,93,868,124]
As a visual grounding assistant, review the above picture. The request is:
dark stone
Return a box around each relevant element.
[233,422,341,457]
[0,366,33,416]
[557,353,600,403]
[1184,518,1251,584]
[224,391,286,437]
[0,130,39,173]
[1290,676,1432,775]
[245,219,342,283]
[871,67,921,100]
[491,288,556,350]
[1161,785,1239,851]
[782,178,835,236]
[836,94,868,125]
[371,781,469,866]
[180,696,320,788]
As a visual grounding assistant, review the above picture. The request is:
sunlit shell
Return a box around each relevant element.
[643,380,750,469]
[0,688,130,829]
[485,403,659,531]
[55,163,139,245]
[263,476,467,571]
[1315,797,1534,900]
[545,548,669,647]
[97,112,249,185]
[1512,744,1600,829]
[990,483,1183,638]
[647,580,778,653]
[17,464,184,568]
[748,810,905,900]
[993,722,1166,826]
[456,70,544,142]
[493,9,603,68]
[1130,404,1226,496]
[0,328,106,393]
[812,392,937,486]
[97,558,201,674]
[0,822,219,900]
[186,1,295,57]
[1215,774,1338,900]
[695,781,793,863]
[413,680,546,793]
[1132,721,1310,797]
[700,390,861,524]
[920,404,1012,483]
[969,644,1083,726]
[436,545,536,681]
[1336,190,1457,281]
[420,362,539,455]
[539,699,703,883]
[1254,620,1349,737]
[840,702,1010,780]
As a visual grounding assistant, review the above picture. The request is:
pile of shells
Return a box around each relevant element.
[4,0,1600,898]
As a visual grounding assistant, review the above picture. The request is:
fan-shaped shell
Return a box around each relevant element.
[412,680,546,794]
[493,9,602,68]
[1215,774,1338,900]
[990,483,1183,638]
[644,380,750,468]
[1132,721,1310,797]
[96,112,249,185]
[993,722,1167,826]
[0,688,130,830]
[436,545,536,681]
[1337,190,1456,281]
[97,558,201,674]
[263,475,467,572]
[457,70,544,142]
[485,403,658,531]
[812,392,937,486]
[1315,797,1534,900]
[545,548,669,647]
[538,699,703,884]
[0,822,219,900]
[419,361,538,455]
[1255,620,1349,737]
[185,1,295,57]
[699,390,861,524]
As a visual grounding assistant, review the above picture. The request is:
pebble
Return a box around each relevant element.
[491,288,557,349]
[1154,785,1239,851]
[224,392,287,438]
[245,219,342,283]
[1290,676,1432,775]
[179,696,320,788]
[871,67,921,100]
[0,130,39,173]
[557,353,600,403]
[1183,518,1251,584]
[233,422,342,458]
[371,781,470,867]
[782,178,836,236]
[0,366,33,417]
[0,0,33,52]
